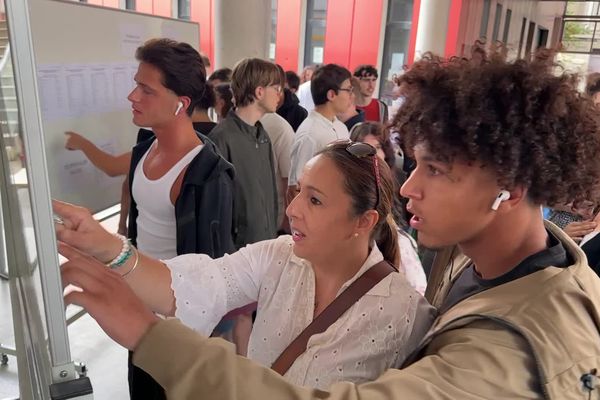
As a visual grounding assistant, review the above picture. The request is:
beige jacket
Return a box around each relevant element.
[134,222,600,399]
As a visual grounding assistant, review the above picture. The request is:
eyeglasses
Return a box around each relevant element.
[269,84,283,93]
[345,141,381,210]
[337,87,354,94]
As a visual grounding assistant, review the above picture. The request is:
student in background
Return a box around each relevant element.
[288,64,351,204]
[213,82,234,122]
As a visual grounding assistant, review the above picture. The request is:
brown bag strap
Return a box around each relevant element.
[270,260,397,376]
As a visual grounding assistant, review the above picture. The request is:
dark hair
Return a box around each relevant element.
[318,142,400,267]
[349,122,395,169]
[285,70,301,91]
[350,122,408,229]
[231,58,282,107]
[214,83,234,118]
[197,82,216,110]
[311,64,352,106]
[208,67,232,83]
[586,72,600,97]
[354,65,379,79]
[200,52,211,71]
[135,38,206,117]
[393,51,600,207]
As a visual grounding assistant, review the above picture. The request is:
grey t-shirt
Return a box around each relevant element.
[440,230,570,314]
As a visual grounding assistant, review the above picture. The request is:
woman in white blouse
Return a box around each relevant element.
[56,141,435,389]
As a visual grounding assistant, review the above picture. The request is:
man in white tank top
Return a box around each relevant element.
[125,38,235,400]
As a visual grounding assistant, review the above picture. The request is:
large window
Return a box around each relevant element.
[502,9,512,43]
[480,0,491,39]
[303,0,327,66]
[491,3,503,42]
[379,0,413,106]
[178,0,190,20]
[561,1,600,53]
[269,0,277,60]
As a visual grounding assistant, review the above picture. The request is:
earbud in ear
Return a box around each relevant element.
[491,190,510,211]
[174,101,184,116]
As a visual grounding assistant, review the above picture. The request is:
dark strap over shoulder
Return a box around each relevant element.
[271,260,397,376]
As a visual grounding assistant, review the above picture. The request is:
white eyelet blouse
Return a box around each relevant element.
[165,235,435,389]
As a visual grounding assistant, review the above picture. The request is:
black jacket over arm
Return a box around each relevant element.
[127,132,235,258]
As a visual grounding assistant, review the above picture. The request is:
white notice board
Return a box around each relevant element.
[29,0,199,212]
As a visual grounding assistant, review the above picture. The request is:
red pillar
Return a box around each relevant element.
[136,0,153,14]
[103,0,120,7]
[152,0,172,17]
[348,0,384,72]
[323,0,354,66]
[445,0,463,57]
[191,0,214,65]
[407,0,421,65]
[274,0,302,72]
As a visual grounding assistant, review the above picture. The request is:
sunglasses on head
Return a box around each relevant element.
[342,141,381,210]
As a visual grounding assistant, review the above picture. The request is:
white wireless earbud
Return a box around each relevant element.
[174,101,184,116]
[491,190,510,211]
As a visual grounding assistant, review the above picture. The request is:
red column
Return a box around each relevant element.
[191,0,214,65]
[407,0,421,65]
[444,0,463,57]
[152,0,172,17]
[274,0,302,72]
[102,0,120,7]
[136,0,153,14]
[323,0,354,66]
[348,0,384,72]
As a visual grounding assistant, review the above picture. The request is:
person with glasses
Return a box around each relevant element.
[260,65,296,234]
[56,140,434,391]
[337,77,366,131]
[60,50,600,399]
[353,65,388,123]
[288,64,352,204]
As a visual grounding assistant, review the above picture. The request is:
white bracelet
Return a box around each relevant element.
[106,233,131,268]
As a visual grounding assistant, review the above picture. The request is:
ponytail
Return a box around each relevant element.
[376,214,400,267]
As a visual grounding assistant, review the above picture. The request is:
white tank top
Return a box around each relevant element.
[132,142,204,260]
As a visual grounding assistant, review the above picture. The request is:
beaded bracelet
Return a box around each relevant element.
[107,233,133,269]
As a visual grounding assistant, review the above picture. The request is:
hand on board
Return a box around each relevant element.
[53,199,122,263]
[64,131,90,151]
[60,242,158,350]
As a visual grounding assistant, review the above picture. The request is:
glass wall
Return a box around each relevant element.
[269,0,277,60]
[303,0,327,66]
[178,0,190,20]
[562,1,600,53]
[379,0,413,107]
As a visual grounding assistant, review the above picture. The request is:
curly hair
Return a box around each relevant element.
[392,52,600,207]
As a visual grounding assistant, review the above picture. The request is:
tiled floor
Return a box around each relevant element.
[0,213,129,399]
